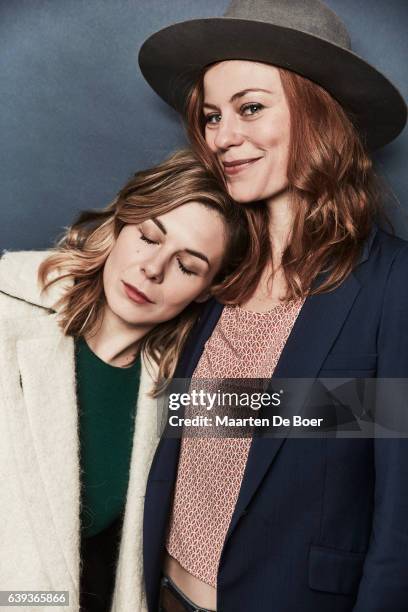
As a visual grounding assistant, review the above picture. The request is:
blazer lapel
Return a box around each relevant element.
[4,314,80,593]
[226,270,362,540]
[146,273,363,544]
[177,298,225,379]
[143,299,224,607]
[147,299,224,482]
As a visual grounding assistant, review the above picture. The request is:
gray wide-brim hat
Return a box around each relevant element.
[138,0,407,150]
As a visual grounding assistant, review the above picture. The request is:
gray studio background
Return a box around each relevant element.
[1,0,407,250]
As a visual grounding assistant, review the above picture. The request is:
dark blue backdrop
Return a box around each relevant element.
[1,0,407,250]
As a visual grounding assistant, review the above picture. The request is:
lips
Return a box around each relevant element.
[122,281,154,304]
[222,157,262,175]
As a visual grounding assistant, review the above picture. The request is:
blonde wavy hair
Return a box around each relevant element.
[39,149,255,395]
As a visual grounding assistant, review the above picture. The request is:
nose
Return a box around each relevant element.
[212,114,244,151]
[140,251,166,283]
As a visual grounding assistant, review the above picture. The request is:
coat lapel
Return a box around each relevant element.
[2,312,80,595]
[226,270,362,540]
[111,357,160,612]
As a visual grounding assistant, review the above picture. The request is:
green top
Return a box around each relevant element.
[75,337,141,538]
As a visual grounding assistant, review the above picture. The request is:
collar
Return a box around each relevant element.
[358,223,378,265]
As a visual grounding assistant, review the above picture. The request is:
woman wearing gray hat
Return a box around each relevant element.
[139,1,408,611]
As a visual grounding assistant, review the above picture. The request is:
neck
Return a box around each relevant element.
[266,188,294,266]
[84,305,154,368]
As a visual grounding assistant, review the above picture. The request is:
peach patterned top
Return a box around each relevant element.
[165,298,305,587]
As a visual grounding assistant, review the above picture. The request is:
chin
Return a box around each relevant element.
[109,299,143,326]
[228,181,289,205]
[228,186,265,205]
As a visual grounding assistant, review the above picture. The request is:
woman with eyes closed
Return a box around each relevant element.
[0,149,255,612]
[139,1,408,611]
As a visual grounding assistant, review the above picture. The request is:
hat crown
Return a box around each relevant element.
[224,0,351,49]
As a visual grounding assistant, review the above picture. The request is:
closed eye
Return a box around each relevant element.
[177,258,196,276]
[139,232,158,245]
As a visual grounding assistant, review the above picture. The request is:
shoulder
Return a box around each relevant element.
[0,249,70,311]
[376,229,408,293]
[356,227,408,286]
[372,229,408,282]
[371,228,408,261]
[362,229,408,323]
[0,250,51,318]
[0,249,52,293]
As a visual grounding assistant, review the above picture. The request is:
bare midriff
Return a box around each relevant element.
[164,552,217,610]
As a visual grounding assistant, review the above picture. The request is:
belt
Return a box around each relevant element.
[159,575,216,612]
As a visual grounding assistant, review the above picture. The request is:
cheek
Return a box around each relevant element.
[102,255,122,310]
[102,241,135,303]
[102,255,114,294]
[159,278,206,312]
[164,286,198,308]
[204,129,217,152]
[257,122,286,148]
[259,125,290,171]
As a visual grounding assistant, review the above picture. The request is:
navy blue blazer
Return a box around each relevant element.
[143,227,408,612]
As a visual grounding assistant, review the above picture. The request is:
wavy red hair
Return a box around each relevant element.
[185,65,390,299]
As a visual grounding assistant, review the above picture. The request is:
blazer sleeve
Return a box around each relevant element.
[353,244,408,612]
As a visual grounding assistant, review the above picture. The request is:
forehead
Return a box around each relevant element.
[203,60,282,99]
[157,202,226,258]
[159,201,222,228]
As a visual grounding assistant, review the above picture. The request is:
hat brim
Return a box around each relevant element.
[138,18,406,150]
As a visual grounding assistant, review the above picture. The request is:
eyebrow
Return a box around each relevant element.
[203,88,273,110]
[151,217,167,234]
[184,249,210,266]
[150,218,210,266]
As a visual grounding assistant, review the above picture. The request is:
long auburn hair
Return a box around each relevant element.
[38,149,253,395]
[186,64,391,299]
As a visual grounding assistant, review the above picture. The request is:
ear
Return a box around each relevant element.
[194,290,211,304]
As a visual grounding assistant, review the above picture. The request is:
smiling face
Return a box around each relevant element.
[203,60,291,204]
[102,202,227,332]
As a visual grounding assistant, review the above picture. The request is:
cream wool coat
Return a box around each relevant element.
[0,250,160,612]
